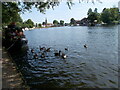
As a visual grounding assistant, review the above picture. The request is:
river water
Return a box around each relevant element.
[11,25,119,88]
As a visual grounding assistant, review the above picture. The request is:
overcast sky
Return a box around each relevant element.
[20,0,120,24]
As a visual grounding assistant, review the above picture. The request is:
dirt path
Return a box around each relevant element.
[2,47,30,89]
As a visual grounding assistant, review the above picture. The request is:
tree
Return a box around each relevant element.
[24,19,34,28]
[2,2,22,24]
[70,18,76,25]
[87,8,92,15]
[42,22,46,25]
[109,8,119,21]
[88,12,98,25]
[2,1,101,22]
[2,1,103,27]
[53,20,59,25]
[101,9,112,24]
[94,8,98,13]
[38,23,42,27]
[60,20,64,26]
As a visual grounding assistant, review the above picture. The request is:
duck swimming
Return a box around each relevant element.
[39,46,46,51]
[54,50,61,56]
[61,53,67,59]
[33,53,38,59]
[31,49,34,53]
[41,53,45,58]
[65,48,68,51]
[46,48,51,52]
[84,44,88,48]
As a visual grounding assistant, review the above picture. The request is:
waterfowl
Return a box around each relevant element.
[61,53,67,59]
[39,46,45,51]
[54,50,61,56]
[65,48,68,51]
[33,53,38,59]
[46,48,51,52]
[41,53,45,58]
[43,47,46,51]
[39,46,43,51]
[84,44,88,48]
[34,53,38,56]
[31,49,34,53]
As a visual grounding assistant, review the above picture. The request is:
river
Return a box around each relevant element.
[11,25,119,88]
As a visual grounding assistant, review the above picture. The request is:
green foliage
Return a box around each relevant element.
[42,22,46,25]
[100,8,119,24]
[109,8,119,21]
[87,7,120,25]
[24,19,34,28]
[2,2,21,24]
[87,8,92,15]
[88,12,98,24]
[53,20,59,25]
[94,8,98,13]
[70,18,76,25]
[60,20,64,26]
[38,23,42,27]
[101,8,112,24]
[87,8,99,24]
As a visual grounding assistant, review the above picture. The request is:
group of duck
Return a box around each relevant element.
[30,44,88,60]
[30,46,69,59]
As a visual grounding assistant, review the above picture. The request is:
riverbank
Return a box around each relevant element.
[2,47,30,89]
[23,26,65,31]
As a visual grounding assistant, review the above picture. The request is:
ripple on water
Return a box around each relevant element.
[12,26,119,88]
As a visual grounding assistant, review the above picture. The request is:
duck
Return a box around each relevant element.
[84,44,88,48]
[41,53,45,58]
[54,50,61,56]
[61,53,67,59]
[65,48,68,51]
[46,48,51,52]
[39,46,43,51]
[31,49,34,53]
[43,47,46,51]
[39,46,46,51]
[34,53,38,56]
[33,53,38,59]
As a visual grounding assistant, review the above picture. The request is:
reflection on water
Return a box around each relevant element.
[11,25,118,88]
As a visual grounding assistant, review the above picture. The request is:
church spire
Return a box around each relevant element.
[45,18,47,25]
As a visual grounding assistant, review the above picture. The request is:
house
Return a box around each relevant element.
[72,18,90,26]
[46,23,54,27]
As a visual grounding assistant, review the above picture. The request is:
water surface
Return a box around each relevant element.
[11,25,119,88]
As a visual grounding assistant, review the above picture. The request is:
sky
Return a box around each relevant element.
[20,0,120,24]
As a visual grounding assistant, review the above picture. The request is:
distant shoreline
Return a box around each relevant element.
[23,24,120,31]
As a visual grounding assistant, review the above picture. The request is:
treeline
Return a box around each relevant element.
[2,2,120,29]
[87,7,120,25]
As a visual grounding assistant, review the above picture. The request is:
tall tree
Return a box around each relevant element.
[88,12,98,24]
[109,8,119,21]
[60,20,64,26]
[38,23,42,27]
[2,2,21,24]
[101,8,112,24]
[87,8,92,15]
[70,18,76,25]
[94,8,98,13]
[53,20,59,25]
[24,19,34,28]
